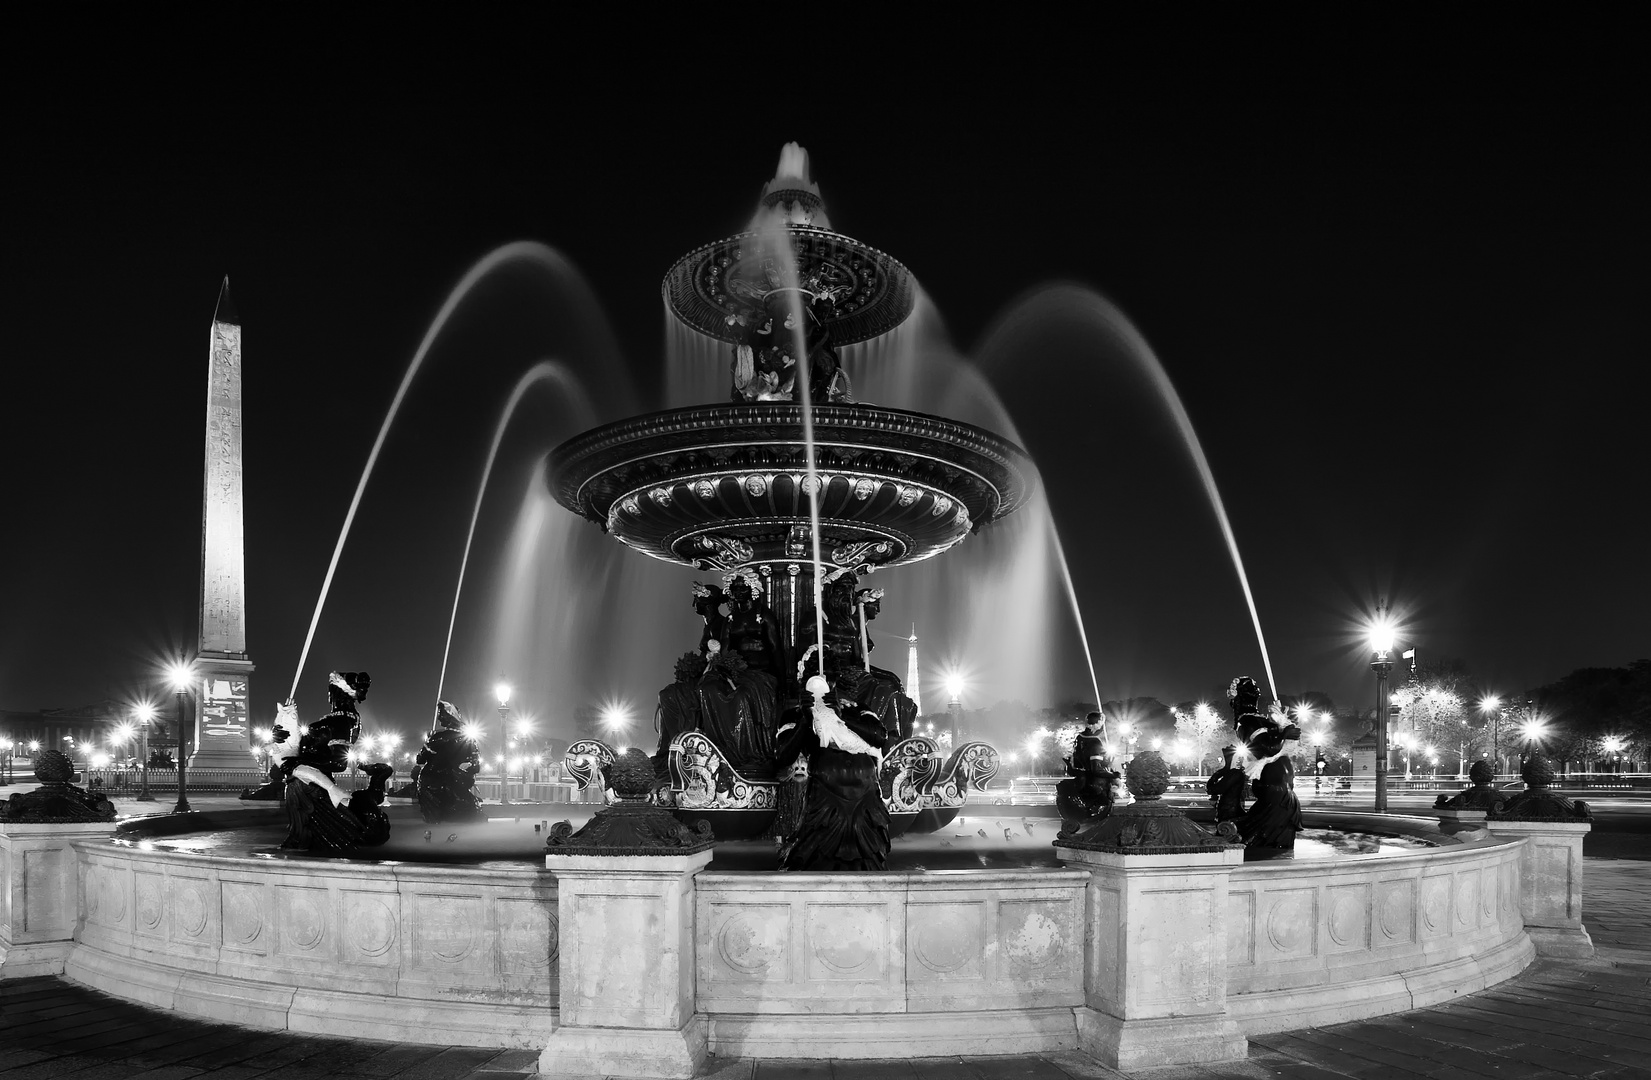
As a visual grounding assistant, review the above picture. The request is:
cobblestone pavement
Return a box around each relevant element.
[3,862,1648,1080]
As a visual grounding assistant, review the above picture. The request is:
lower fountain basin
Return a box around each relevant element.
[64,807,1531,1055]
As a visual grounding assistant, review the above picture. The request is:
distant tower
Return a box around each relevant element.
[906,625,922,716]
[192,279,257,769]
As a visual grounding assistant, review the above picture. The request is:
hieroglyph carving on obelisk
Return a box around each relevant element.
[193,278,257,769]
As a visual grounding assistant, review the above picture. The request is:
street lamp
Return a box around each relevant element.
[168,662,195,813]
[495,681,512,804]
[1368,611,1397,812]
[1478,695,1502,775]
[943,670,965,745]
[1602,735,1626,775]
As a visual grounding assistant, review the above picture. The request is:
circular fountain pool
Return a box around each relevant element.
[67,804,1530,1057]
[117,806,1434,870]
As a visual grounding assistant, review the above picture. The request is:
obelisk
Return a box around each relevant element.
[192,278,258,770]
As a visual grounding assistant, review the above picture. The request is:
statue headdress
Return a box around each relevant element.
[434,700,463,730]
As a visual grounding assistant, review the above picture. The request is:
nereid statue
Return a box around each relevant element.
[1056,712,1117,837]
[414,700,486,823]
[276,671,394,849]
[1206,744,1249,821]
[1228,676,1302,860]
[774,662,892,870]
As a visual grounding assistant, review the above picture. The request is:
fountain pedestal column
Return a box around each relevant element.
[539,851,712,1078]
[1,750,118,978]
[1485,754,1594,959]
[1055,752,1246,1072]
[1485,820,1593,958]
[1060,845,1247,1071]
[1,822,117,978]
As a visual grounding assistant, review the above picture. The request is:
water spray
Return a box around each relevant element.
[289,242,591,702]
[435,360,592,701]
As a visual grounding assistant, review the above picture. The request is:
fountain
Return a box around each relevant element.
[7,144,1564,1077]
[547,146,1015,837]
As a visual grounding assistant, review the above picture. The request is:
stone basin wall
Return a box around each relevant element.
[1226,835,1531,1032]
[66,842,557,1048]
[31,827,1539,1064]
[695,869,1092,1058]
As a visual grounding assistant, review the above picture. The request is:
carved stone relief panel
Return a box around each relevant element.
[1374,877,1415,946]
[341,889,399,966]
[1419,874,1452,939]
[222,880,265,954]
[1260,887,1317,960]
[276,884,330,957]
[907,901,985,981]
[804,903,886,982]
[1325,883,1371,952]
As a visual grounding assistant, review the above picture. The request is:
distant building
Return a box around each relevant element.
[1351,731,1379,780]
[0,701,141,762]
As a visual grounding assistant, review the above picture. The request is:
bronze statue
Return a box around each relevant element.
[695,642,780,778]
[1228,676,1302,860]
[691,581,730,655]
[1056,712,1117,837]
[729,285,851,404]
[413,700,486,823]
[775,664,892,870]
[654,652,707,779]
[275,672,395,849]
[1206,744,1249,821]
[723,573,785,679]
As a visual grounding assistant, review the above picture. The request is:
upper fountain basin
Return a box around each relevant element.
[545,402,1036,571]
[663,225,916,346]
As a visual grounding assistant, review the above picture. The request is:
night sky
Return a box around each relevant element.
[4,19,1646,740]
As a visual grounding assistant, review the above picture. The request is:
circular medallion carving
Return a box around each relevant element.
[348,896,397,958]
[175,883,208,938]
[136,876,163,930]
[105,870,127,925]
[422,899,476,962]
[224,887,262,945]
[84,865,101,920]
[1456,878,1478,926]
[286,892,325,950]
[716,913,781,975]
[912,923,973,974]
[1265,897,1310,953]
[811,917,876,975]
[1329,894,1361,947]
[1378,888,1405,939]
[1421,882,1446,930]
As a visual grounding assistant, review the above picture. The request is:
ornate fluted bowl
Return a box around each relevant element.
[662,225,917,346]
[545,403,1035,572]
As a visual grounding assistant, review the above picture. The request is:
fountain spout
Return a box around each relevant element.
[753,141,831,231]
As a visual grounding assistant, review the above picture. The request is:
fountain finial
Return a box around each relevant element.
[756,142,831,231]
[775,142,810,186]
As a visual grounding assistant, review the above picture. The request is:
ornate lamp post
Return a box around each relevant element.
[169,662,195,813]
[134,703,156,801]
[944,673,964,748]
[1602,736,1626,775]
[1478,695,1503,775]
[495,681,512,805]
[1368,613,1396,813]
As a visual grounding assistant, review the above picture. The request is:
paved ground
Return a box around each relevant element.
[2,860,1648,1079]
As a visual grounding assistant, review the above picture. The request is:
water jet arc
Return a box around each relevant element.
[983,285,1280,702]
[435,360,592,702]
[289,241,593,702]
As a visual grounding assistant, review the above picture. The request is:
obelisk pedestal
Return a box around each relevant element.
[191,279,258,771]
